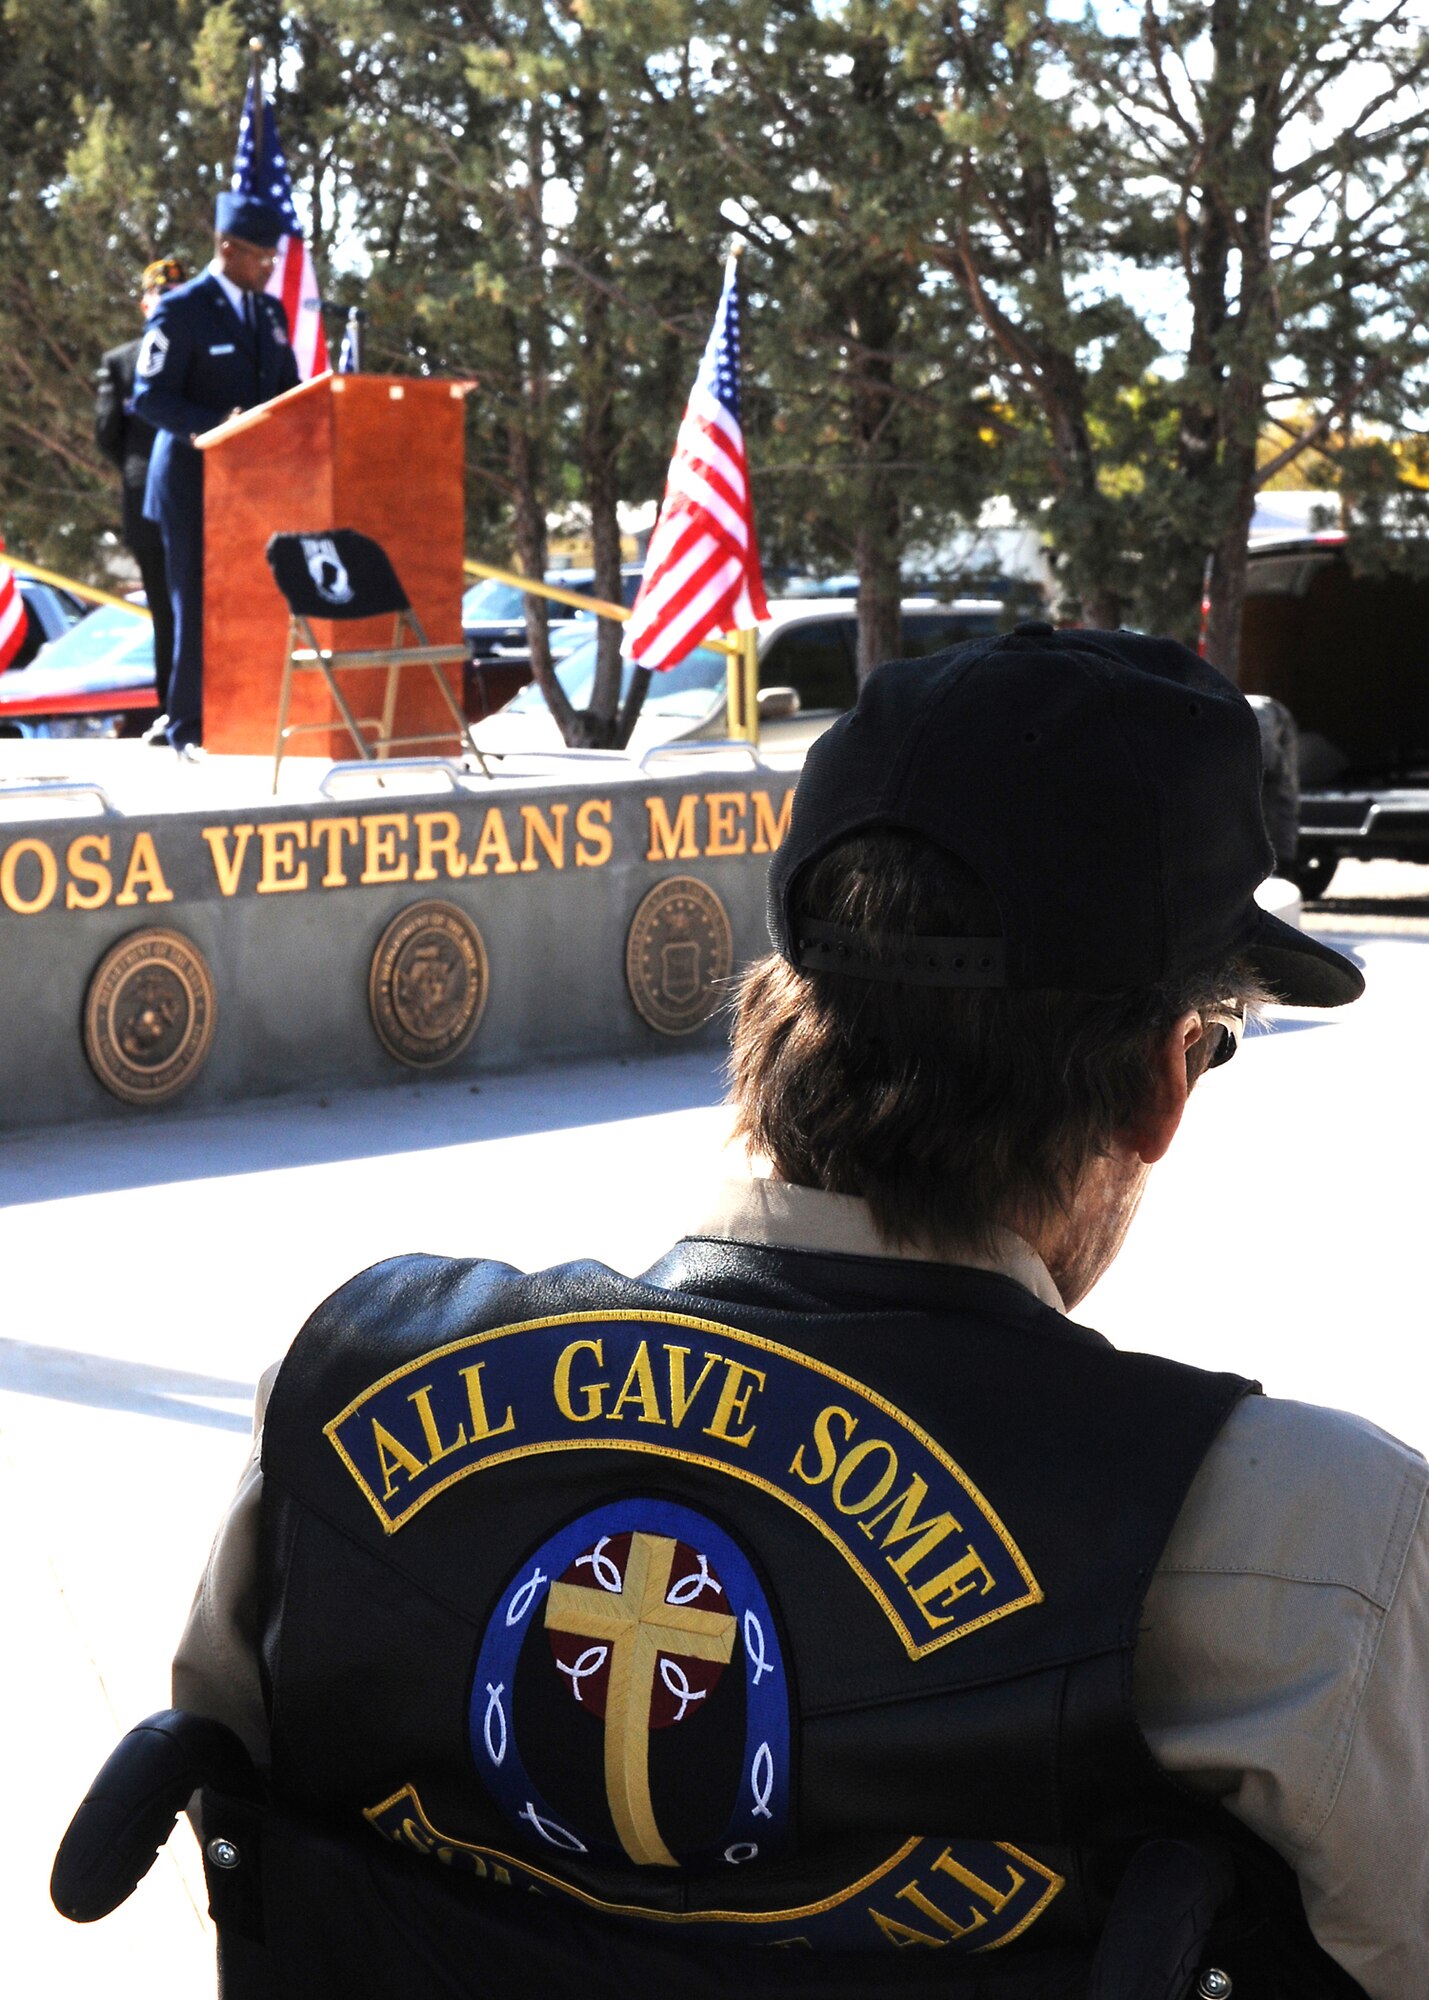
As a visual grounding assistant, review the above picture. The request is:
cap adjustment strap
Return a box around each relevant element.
[796,920,1007,988]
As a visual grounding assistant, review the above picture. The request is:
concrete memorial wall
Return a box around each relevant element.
[0,764,796,1131]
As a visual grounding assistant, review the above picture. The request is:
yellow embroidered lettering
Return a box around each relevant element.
[519,802,568,871]
[458,1361,516,1441]
[553,1338,607,1422]
[909,1547,999,1627]
[703,1356,764,1448]
[868,1908,947,1948]
[413,811,467,882]
[361,813,410,884]
[202,824,254,896]
[470,808,519,876]
[930,1847,1025,1917]
[895,1878,987,1943]
[372,1421,426,1500]
[575,798,612,868]
[256,820,309,893]
[789,1404,857,1486]
[115,831,172,906]
[65,833,112,911]
[750,788,794,854]
[608,1341,666,1425]
[831,1437,900,1516]
[311,817,360,887]
[0,837,57,914]
[859,1476,963,1579]
[664,1344,720,1427]
[703,790,747,856]
[407,1383,469,1464]
[645,793,699,861]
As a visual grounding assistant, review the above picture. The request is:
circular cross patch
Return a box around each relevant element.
[472,1500,789,1874]
[624,876,733,1036]
[83,927,217,1105]
[368,900,488,1068]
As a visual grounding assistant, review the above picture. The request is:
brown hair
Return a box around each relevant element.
[730,831,1262,1252]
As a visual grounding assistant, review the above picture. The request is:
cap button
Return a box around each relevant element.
[1013,619,1055,636]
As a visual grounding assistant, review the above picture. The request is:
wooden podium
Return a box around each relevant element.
[196,373,471,758]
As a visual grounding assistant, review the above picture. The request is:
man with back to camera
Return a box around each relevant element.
[131,194,299,758]
[86,626,1421,1995]
[93,255,185,738]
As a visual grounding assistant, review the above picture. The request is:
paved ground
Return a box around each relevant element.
[3,857,1427,1994]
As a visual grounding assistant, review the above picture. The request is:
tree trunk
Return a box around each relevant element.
[848,267,905,677]
[506,99,578,741]
[573,73,627,746]
[855,482,903,677]
[580,312,626,743]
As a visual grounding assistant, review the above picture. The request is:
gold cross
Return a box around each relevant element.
[545,1530,737,1867]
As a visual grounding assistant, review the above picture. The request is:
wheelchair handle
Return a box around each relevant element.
[51,1709,260,1923]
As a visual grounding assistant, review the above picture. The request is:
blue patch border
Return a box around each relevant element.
[470,1497,791,1873]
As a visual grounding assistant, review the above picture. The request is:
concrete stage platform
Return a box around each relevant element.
[0,737,804,1131]
[2,885,1427,1995]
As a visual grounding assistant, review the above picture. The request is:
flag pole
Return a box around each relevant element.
[248,38,265,157]
[722,236,761,745]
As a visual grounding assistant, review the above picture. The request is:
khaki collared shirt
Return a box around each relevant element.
[176,1181,1429,1997]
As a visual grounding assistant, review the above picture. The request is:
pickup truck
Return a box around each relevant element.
[1238,527,1429,897]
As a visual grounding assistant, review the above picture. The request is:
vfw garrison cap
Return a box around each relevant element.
[768,622,1362,1008]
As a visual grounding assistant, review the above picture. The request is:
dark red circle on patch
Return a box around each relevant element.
[546,1531,733,1728]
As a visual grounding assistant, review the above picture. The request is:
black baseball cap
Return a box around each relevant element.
[768,623,1362,1007]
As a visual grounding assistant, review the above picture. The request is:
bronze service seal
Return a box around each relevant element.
[625,875,733,1036]
[369,900,489,1068]
[83,927,217,1106]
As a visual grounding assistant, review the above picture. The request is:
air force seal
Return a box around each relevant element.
[471,1499,790,1875]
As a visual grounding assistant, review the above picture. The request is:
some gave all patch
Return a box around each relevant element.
[325,1311,1041,1659]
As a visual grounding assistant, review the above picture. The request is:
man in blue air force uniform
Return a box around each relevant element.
[54,631,1425,1997]
[132,193,300,755]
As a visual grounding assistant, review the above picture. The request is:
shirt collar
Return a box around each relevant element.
[689,1174,1066,1315]
[207,260,249,320]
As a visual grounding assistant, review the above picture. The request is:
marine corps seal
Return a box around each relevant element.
[368,900,488,1068]
[83,927,217,1106]
[624,876,733,1035]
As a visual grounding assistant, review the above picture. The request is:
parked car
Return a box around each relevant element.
[471,598,1008,759]
[8,576,88,671]
[1238,528,1429,895]
[0,601,156,737]
[463,568,644,720]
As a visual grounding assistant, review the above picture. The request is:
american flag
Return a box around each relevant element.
[0,551,24,673]
[232,71,329,380]
[625,254,768,669]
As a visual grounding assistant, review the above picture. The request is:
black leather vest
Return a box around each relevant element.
[252,1240,1351,1983]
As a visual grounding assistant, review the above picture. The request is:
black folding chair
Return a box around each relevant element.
[265,528,489,791]
[52,1708,1245,2000]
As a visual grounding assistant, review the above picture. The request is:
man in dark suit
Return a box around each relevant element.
[95,257,185,737]
[132,194,301,754]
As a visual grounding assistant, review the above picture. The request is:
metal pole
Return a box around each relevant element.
[743,627,760,747]
[248,39,265,157]
[726,630,744,739]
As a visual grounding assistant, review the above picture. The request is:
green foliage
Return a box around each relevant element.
[3,0,1428,696]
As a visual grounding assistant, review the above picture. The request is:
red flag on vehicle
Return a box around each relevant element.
[0,544,25,673]
[624,252,768,671]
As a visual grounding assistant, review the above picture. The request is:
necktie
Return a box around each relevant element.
[244,293,256,336]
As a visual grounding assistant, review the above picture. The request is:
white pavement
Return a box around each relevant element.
[3,867,1427,1995]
